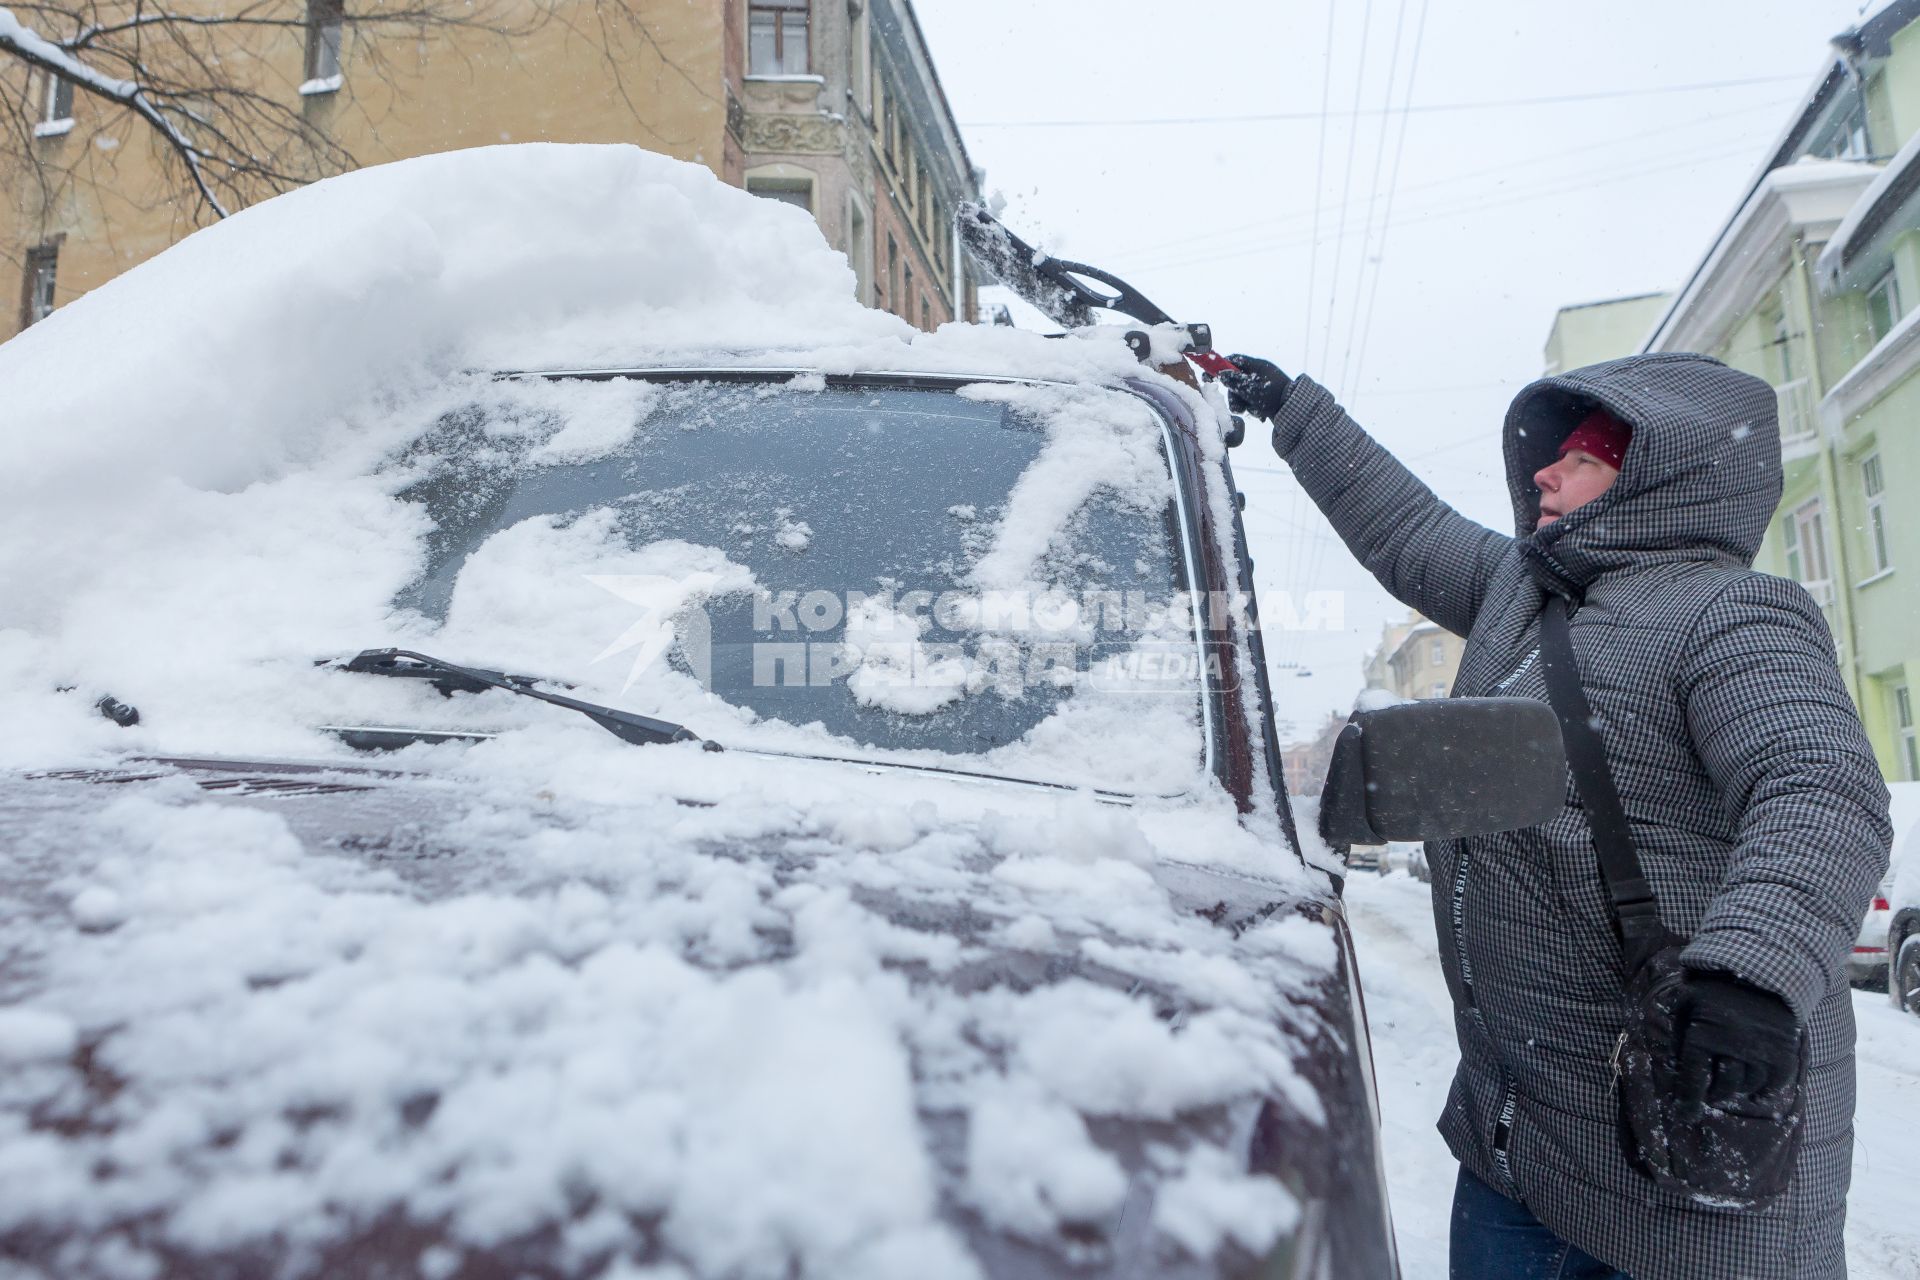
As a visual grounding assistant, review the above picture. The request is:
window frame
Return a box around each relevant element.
[37,72,75,134]
[1788,498,1834,605]
[1862,451,1892,575]
[1868,269,1903,343]
[303,0,345,88]
[744,172,815,214]
[1899,685,1919,781]
[747,0,811,77]
[19,240,59,329]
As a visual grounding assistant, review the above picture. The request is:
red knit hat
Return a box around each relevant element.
[1558,408,1631,471]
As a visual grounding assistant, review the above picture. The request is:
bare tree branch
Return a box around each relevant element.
[3,0,677,228]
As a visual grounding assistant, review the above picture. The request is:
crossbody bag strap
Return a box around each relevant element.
[1536,595,1666,943]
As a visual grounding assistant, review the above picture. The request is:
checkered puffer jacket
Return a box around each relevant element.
[1272,354,1890,1280]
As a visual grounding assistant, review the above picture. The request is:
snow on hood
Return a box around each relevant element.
[0,756,1327,1277]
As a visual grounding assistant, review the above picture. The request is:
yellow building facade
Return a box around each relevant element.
[6,0,977,341]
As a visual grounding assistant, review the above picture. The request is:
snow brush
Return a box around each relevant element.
[955,202,1240,380]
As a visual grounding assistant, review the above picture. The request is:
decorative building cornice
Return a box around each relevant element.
[740,112,844,155]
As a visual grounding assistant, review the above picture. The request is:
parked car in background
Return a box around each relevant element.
[1884,786,1920,1014]
[1381,843,1430,883]
[1873,782,1920,1013]
[1855,876,1896,988]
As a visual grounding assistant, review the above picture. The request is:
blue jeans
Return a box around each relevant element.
[1450,1167,1629,1279]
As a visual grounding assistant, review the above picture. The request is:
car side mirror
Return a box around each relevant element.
[1318,698,1565,846]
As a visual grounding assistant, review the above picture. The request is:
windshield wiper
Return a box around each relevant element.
[330,648,717,750]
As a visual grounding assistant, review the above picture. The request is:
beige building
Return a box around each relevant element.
[1363,610,1465,702]
[7,0,978,341]
[1281,711,1348,798]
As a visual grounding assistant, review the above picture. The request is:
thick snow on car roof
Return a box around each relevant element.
[0,144,1321,1278]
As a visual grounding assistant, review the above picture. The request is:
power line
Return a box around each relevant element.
[1121,137,1760,276]
[1335,0,1416,398]
[1344,0,1433,404]
[1300,0,1339,372]
[958,74,1809,129]
[1318,0,1377,408]
[1108,95,1793,265]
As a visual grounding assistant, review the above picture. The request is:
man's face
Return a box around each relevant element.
[1534,449,1620,529]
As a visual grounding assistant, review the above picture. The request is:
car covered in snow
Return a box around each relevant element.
[0,145,1563,1279]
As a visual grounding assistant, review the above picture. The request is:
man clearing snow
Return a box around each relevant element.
[1222,353,1891,1280]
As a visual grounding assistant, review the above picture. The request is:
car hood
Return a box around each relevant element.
[0,754,1353,1280]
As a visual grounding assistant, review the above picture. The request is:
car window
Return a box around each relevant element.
[388,375,1207,789]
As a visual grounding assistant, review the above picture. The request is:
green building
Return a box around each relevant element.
[1549,0,1920,781]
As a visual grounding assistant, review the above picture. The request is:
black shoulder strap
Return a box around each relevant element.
[1537,596,1666,943]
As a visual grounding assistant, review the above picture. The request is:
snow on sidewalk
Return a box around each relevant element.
[1341,869,1920,1280]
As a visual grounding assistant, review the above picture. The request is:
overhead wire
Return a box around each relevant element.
[1125,137,1763,276]
[958,75,1811,129]
[1108,95,1793,267]
[1300,0,1340,372]
[1335,0,1415,399]
[1343,0,1433,408]
[1317,0,1376,403]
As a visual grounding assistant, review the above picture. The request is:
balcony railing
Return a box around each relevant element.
[1777,377,1817,444]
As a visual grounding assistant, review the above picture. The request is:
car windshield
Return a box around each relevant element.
[386,374,1208,791]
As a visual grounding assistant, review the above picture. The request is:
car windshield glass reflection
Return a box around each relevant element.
[390,377,1203,772]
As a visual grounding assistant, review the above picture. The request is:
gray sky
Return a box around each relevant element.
[916,0,1873,737]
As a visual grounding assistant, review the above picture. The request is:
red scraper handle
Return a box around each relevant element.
[1185,349,1240,376]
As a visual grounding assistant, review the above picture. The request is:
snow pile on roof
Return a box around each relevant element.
[0,143,903,498]
[0,763,1325,1277]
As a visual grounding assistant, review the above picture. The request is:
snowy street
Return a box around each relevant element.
[1342,871,1920,1279]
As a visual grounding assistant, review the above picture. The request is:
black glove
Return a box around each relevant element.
[1218,354,1294,422]
[1673,970,1801,1110]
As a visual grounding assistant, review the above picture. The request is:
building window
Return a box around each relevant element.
[850,4,870,114]
[1812,98,1871,161]
[36,73,75,136]
[902,261,913,319]
[1863,452,1892,574]
[304,0,344,88]
[748,0,809,76]
[746,174,814,213]
[921,295,931,330]
[1784,498,1834,606]
[1898,685,1919,781]
[846,196,870,305]
[20,241,58,328]
[885,234,898,314]
[1429,638,1445,666]
[1431,682,1447,698]
[881,91,896,168]
[1868,269,1904,343]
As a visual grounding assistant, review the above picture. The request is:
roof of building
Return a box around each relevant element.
[1555,290,1671,315]
[1644,2,1920,349]
[1821,116,1920,280]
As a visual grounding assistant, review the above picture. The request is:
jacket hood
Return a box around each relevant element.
[1502,353,1782,591]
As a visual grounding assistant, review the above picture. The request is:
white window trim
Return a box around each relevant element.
[1869,269,1904,340]
[1788,497,1835,607]
[746,0,812,78]
[1896,685,1918,781]
[35,71,74,134]
[1862,450,1892,575]
[844,188,872,307]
